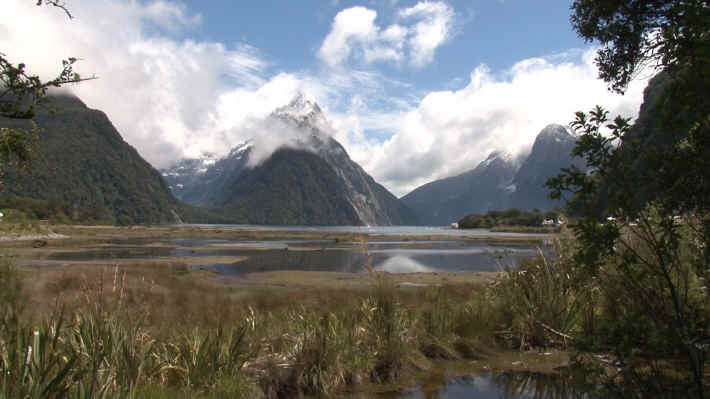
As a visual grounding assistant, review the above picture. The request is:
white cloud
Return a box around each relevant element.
[318,7,380,67]
[338,49,649,197]
[0,0,269,167]
[398,1,455,66]
[318,2,456,68]
[141,1,202,31]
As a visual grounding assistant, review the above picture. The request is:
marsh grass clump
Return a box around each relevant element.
[155,324,255,393]
[0,260,261,399]
[490,237,591,350]
[260,273,416,397]
[272,309,369,396]
[417,286,459,361]
[363,273,413,383]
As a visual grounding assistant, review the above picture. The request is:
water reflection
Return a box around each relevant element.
[45,238,546,274]
[180,224,551,238]
[375,256,437,273]
[394,371,590,399]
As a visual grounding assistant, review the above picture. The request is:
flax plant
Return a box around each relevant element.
[0,312,76,399]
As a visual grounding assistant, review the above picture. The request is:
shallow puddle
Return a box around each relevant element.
[379,370,591,398]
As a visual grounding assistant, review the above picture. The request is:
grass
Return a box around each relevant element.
[1,256,540,398]
[6,221,704,396]
[0,229,584,398]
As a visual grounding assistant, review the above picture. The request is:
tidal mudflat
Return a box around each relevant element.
[7,225,551,278]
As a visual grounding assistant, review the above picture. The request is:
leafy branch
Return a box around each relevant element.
[0,55,96,119]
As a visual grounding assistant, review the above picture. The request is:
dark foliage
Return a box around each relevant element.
[0,95,180,225]
[458,208,560,229]
[545,2,710,397]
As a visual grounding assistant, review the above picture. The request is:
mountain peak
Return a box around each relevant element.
[538,124,573,139]
[486,150,514,162]
[476,150,517,171]
[530,124,576,150]
[274,90,323,122]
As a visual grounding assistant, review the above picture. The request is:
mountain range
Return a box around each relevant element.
[402,124,584,226]
[2,92,589,227]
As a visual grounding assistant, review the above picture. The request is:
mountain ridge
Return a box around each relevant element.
[0,94,182,224]
[402,123,582,225]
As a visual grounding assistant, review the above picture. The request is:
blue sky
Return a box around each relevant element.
[188,0,585,86]
[179,0,593,110]
[1,0,650,195]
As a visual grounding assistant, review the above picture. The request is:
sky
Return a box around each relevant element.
[1,0,652,196]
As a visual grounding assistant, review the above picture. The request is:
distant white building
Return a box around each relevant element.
[450,222,459,229]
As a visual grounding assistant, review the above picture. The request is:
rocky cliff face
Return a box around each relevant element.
[509,124,584,210]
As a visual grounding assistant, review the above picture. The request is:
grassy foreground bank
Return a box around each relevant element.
[3,221,706,398]
[0,241,576,398]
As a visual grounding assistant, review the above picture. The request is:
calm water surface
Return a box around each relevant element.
[47,226,551,274]
[379,371,590,399]
[178,224,549,238]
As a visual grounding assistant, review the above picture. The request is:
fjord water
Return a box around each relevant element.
[181,224,544,238]
[200,239,540,274]
[48,225,549,274]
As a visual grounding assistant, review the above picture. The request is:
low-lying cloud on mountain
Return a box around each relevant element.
[352,50,650,195]
[1,0,650,197]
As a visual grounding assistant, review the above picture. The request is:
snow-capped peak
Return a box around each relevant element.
[537,124,574,143]
[274,90,323,121]
[480,150,514,168]
[229,140,252,157]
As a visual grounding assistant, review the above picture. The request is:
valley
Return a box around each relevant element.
[2,0,708,397]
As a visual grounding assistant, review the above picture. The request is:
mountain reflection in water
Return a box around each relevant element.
[203,242,539,274]
[46,237,548,274]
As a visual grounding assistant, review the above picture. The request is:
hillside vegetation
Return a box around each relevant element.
[457,208,561,229]
[0,95,180,225]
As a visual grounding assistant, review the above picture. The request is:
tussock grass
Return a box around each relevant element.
[1,245,582,398]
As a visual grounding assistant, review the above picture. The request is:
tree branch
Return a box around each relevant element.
[37,0,73,19]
